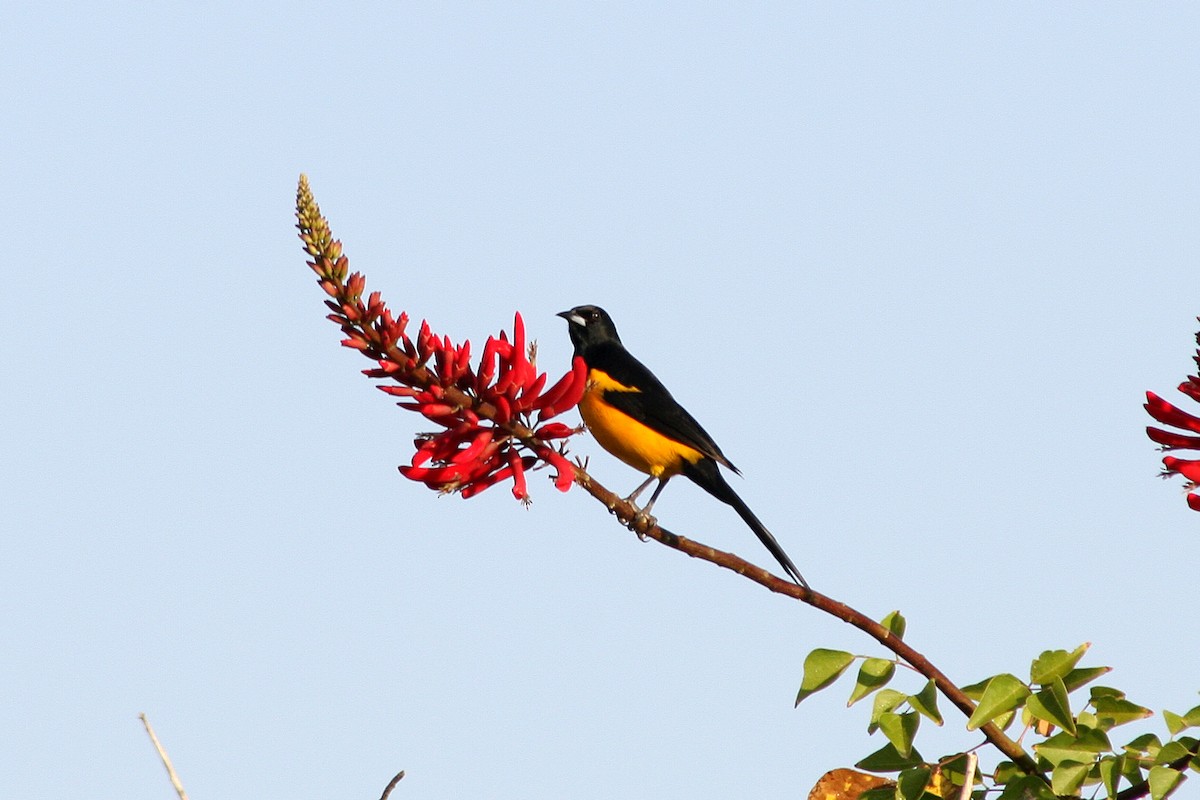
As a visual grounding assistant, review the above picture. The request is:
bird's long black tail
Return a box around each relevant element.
[680,459,809,588]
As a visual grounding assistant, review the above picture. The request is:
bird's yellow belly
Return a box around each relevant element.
[578,387,702,478]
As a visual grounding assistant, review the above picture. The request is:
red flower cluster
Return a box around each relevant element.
[383,313,587,499]
[1145,320,1200,512]
[296,175,587,502]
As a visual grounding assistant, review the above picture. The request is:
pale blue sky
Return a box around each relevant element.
[3,4,1199,798]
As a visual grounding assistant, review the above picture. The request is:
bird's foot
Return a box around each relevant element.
[629,508,656,540]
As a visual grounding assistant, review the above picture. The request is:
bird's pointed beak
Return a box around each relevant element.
[557,309,584,325]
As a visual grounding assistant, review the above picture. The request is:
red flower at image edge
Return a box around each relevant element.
[1145,320,1200,512]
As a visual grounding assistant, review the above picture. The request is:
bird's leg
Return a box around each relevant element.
[640,478,669,517]
[628,477,671,540]
[622,475,658,540]
[624,475,657,506]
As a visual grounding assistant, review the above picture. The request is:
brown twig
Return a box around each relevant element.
[378,770,406,800]
[139,713,190,800]
[572,466,1046,782]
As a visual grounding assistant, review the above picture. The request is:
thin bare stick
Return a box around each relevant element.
[958,752,977,800]
[139,713,190,800]
[378,770,406,800]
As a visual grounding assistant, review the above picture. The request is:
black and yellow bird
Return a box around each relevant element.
[558,305,808,587]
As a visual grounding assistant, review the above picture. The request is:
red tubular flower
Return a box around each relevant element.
[1163,456,1200,483]
[1145,318,1200,511]
[1145,392,1200,435]
[296,175,587,502]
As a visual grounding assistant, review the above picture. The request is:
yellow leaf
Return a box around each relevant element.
[807,768,893,800]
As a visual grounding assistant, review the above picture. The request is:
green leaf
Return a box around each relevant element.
[966,674,1031,731]
[1090,685,1127,701]
[1030,643,1089,685]
[895,766,932,800]
[859,788,894,800]
[960,678,989,701]
[1062,665,1111,693]
[1026,677,1076,735]
[993,761,1021,785]
[1179,734,1200,758]
[1098,754,1124,798]
[868,689,908,734]
[996,775,1058,800]
[1094,695,1153,729]
[1121,753,1145,787]
[795,649,855,706]
[848,658,897,706]
[1148,765,1185,800]
[881,610,906,640]
[879,711,920,758]
[1164,704,1200,735]
[1125,733,1163,759]
[908,680,943,726]
[1034,726,1112,766]
[1155,741,1191,766]
[1050,760,1091,797]
[992,708,1017,732]
[938,753,974,790]
[855,741,925,773]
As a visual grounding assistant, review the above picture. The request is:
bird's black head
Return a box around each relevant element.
[557,304,622,353]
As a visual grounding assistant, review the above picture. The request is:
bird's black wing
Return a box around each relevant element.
[587,342,739,472]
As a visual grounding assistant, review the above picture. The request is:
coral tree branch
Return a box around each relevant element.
[571,465,1044,779]
[295,174,1043,786]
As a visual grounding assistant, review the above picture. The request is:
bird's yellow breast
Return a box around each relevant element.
[578,370,703,478]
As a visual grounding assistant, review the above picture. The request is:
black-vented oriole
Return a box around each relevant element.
[558,305,808,587]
